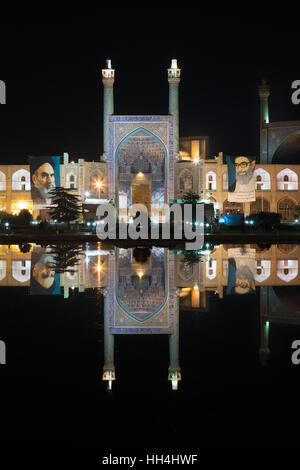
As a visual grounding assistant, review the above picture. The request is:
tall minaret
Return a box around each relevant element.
[168,288,181,390]
[102,288,115,390]
[258,79,270,164]
[168,59,181,161]
[101,59,115,161]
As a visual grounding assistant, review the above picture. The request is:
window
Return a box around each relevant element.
[12,169,30,191]
[206,171,216,191]
[277,198,297,221]
[66,172,77,190]
[179,170,193,193]
[254,169,271,191]
[0,171,6,191]
[276,169,298,191]
[277,259,298,282]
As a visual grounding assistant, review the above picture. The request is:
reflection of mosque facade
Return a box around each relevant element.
[1,243,300,388]
[1,60,300,221]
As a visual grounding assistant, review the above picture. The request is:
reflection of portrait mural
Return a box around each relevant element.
[29,156,60,204]
[227,155,256,203]
[226,247,256,295]
[30,246,60,295]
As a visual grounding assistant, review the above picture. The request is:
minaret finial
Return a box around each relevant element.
[168,58,181,79]
[101,59,115,161]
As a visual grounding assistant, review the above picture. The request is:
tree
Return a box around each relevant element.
[294,205,300,218]
[0,211,15,224]
[246,211,281,231]
[18,243,32,253]
[132,247,151,264]
[16,209,33,226]
[181,189,200,204]
[49,244,84,273]
[47,187,82,224]
[181,190,215,228]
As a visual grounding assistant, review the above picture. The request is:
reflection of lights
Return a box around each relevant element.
[172,380,178,390]
[96,264,102,273]
[193,284,199,291]
[85,191,90,197]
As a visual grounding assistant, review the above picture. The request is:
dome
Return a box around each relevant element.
[272,130,300,164]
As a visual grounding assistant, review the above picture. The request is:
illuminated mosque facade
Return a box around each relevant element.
[0,59,300,222]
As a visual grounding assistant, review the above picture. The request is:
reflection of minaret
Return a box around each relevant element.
[259,286,270,366]
[101,59,115,161]
[102,288,115,390]
[168,59,181,161]
[168,288,181,390]
[258,78,270,164]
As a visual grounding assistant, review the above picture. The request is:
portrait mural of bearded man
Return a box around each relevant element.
[227,155,256,203]
[29,156,60,205]
[30,246,60,295]
[226,247,256,295]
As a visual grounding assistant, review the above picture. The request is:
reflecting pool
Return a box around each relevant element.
[1,242,300,450]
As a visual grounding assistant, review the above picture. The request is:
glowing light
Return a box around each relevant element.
[137,271,144,279]
[171,59,178,69]
[11,198,33,215]
[193,157,199,164]
[96,264,102,273]
[193,284,199,291]
[137,172,144,178]
[96,181,102,189]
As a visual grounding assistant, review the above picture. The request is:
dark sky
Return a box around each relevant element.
[0,14,299,165]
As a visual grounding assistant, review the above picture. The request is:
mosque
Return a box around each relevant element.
[1,59,300,222]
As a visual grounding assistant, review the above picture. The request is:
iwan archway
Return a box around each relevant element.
[108,116,174,219]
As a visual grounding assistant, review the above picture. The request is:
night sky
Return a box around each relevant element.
[0,14,299,165]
